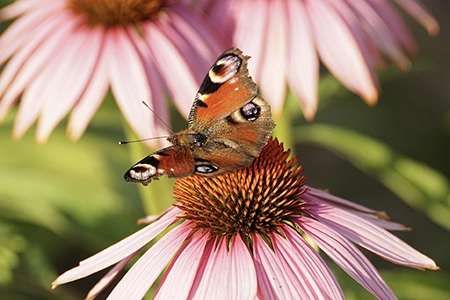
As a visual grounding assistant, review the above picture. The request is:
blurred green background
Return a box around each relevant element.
[0,0,449,299]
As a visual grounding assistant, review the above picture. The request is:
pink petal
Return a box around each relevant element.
[107,222,191,300]
[307,202,439,270]
[52,207,180,288]
[0,0,56,20]
[306,186,381,213]
[170,4,228,57]
[189,236,257,299]
[67,29,109,141]
[278,227,346,299]
[306,187,408,230]
[346,0,411,70]
[258,0,288,114]
[393,0,440,36]
[253,234,310,299]
[154,232,208,299]
[126,27,171,144]
[0,1,60,63]
[0,11,76,121]
[366,0,417,56]
[296,216,397,299]
[287,0,319,120]
[86,250,139,300]
[36,26,102,143]
[104,27,159,144]
[157,10,211,83]
[143,22,198,117]
[201,1,234,38]
[232,0,267,81]
[306,0,379,105]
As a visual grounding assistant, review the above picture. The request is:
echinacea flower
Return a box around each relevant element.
[0,0,227,143]
[198,0,440,119]
[52,138,438,299]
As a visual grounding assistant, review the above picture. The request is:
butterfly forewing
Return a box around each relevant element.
[188,48,257,129]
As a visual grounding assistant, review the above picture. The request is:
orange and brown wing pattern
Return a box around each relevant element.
[124,146,195,186]
[188,48,257,129]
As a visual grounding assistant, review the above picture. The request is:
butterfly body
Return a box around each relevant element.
[125,48,274,186]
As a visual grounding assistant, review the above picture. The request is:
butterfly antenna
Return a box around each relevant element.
[141,101,174,134]
[119,136,169,145]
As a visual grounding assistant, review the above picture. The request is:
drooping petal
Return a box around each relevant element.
[346,0,411,70]
[305,0,379,105]
[67,29,109,141]
[0,0,55,20]
[154,232,208,299]
[286,0,319,120]
[258,0,288,114]
[12,16,84,139]
[170,4,228,61]
[296,216,397,299]
[107,222,192,300]
[279,226,346,299]
[232,0,267,81]
[156,10,211,84]
[36,25,102,143]
[189,236,257,299]
[52,207,180,287]
[307,202,439,270]
[126,27,171,144]
[393,0,440,36]
[144,21,198,117]
[366,0,417,56]
[0,1,62,63]
[0,11,78,121]
[104,27,157,144]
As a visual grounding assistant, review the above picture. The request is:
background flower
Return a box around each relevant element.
[197,0,440,119]
[0,0,226,143]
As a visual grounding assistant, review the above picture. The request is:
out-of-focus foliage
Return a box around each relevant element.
[0,0,449,299]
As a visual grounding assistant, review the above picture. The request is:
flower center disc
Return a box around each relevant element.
[67,0,164,26]
[174,139,307,239]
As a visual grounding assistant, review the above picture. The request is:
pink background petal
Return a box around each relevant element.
[287,0,319,120]
[67,28,109,141]
[306,0,379,105]
[258,0,288,114]
[37,25,102,142]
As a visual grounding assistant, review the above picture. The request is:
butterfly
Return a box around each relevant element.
[124,48,275,186]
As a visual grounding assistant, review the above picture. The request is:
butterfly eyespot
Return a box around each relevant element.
[240,102,260,122]
[195,164,218,174]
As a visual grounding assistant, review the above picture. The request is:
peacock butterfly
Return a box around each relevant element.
[124,48,275,186]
